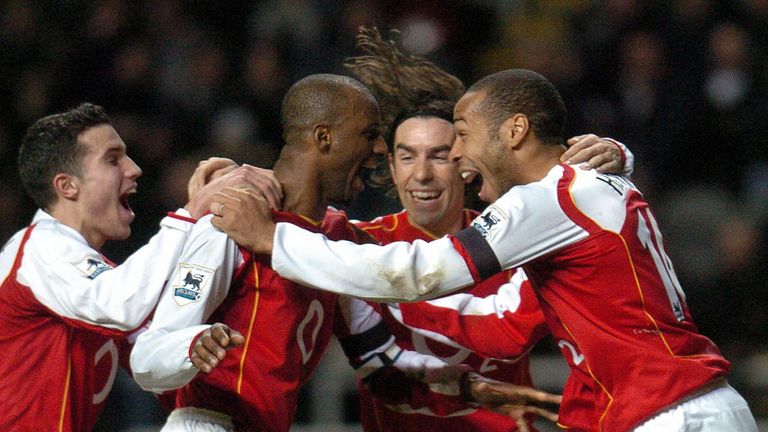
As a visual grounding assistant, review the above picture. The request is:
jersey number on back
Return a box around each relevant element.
[636,208,687,321]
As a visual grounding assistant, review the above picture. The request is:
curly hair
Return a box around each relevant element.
[344,26,465,193]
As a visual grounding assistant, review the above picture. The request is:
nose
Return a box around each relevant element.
[363,136,387,169]
[449,137,463,163]
[124,156,143,179]
[413,157,433,183]
[373,136,387,156]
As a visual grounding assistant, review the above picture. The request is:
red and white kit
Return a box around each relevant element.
[132,210,460,432]
[355,209,548,431]
[0,209,195,432]
[269,164,748,431]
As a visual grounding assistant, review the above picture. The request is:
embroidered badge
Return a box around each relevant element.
[73,256,112,279]
[471,204,507,242]
[172,263,214,306]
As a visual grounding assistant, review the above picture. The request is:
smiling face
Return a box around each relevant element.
[323,90,386,205]
[390,116,465,236]
[71,124,142,247]
[451,91,511,203]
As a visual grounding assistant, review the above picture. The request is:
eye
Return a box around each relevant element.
[433,153,450,163]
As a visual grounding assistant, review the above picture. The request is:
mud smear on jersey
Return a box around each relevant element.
[375,264,445,301]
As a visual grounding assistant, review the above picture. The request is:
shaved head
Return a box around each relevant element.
[467,69,566,146]
[280,74,375,144]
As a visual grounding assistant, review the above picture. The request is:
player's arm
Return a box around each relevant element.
[335,297,559,425]
[130,215,240,393]
[17,164,274,334]
[211,180,582,302]
[392,269,549,360]
[19,211,197,335]
[355,343,560,427]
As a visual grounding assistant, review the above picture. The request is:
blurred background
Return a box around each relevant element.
[1,0,766,430]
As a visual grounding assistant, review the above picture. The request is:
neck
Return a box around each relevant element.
[408,209,465,238]
[49,204,105,249]
[273,150,326,221]
[516,141,566,185]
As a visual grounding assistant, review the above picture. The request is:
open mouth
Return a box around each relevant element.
[460,170,482,187]
[119,189,136,212]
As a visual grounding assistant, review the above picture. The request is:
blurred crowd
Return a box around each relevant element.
[1,0,767,427]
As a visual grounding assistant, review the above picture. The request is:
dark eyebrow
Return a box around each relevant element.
[394,143,416,153]
[428,144,452,155]
[394,143,452,156]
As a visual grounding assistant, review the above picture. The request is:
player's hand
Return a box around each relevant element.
[188,157,239,200]
[186,164,283,218]
[462,372,561,432]
[191,323,245,373]
[562,134,624,174]
[210,187,276,253]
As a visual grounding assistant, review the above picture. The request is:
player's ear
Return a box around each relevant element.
[313,124,332,153]
[499,114,529,150]
[53,173,80,201]
[387,153,396,178]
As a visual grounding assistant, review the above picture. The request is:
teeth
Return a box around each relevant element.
[461,172,472,179]
[411,191,440,199]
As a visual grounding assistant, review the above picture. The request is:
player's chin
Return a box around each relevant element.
[115,227,132,241]
[111,222,132,241]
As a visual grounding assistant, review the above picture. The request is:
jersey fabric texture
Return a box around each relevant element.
[268,164,742,431]
[0,209,194,432]
[451,165,733,431]
[134,209,397,431]
[355,209,547,431]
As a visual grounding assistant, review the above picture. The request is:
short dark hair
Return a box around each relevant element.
[386,98,454,154]
[18,103,111,209]
[280,73,373,144]
[467,69,566,146]
[368,98,455,196]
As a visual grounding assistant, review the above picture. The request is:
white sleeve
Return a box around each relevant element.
[271,170,589,302]
[272,224,475,302]
[18,211,194,331]
[130,215,241,393]
[465,181,587,270]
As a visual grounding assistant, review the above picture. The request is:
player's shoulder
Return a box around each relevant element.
[569,165,637,204]
[25,218,89,265]
[354,211,401,232]
[568,166,638,232]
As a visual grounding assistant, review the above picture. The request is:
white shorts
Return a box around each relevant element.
[161,407,236,432]
[633,384,758,432]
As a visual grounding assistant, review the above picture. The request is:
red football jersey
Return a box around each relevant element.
[355,210,548,431]
[451,165,731,431]
[172,210,361,431]
[266,165,735,431]
[0,210,193,431]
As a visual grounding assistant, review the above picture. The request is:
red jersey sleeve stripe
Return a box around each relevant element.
[166,212,197,224]
[451,227,501,282]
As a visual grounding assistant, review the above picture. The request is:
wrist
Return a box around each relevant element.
[460,371,477,403]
